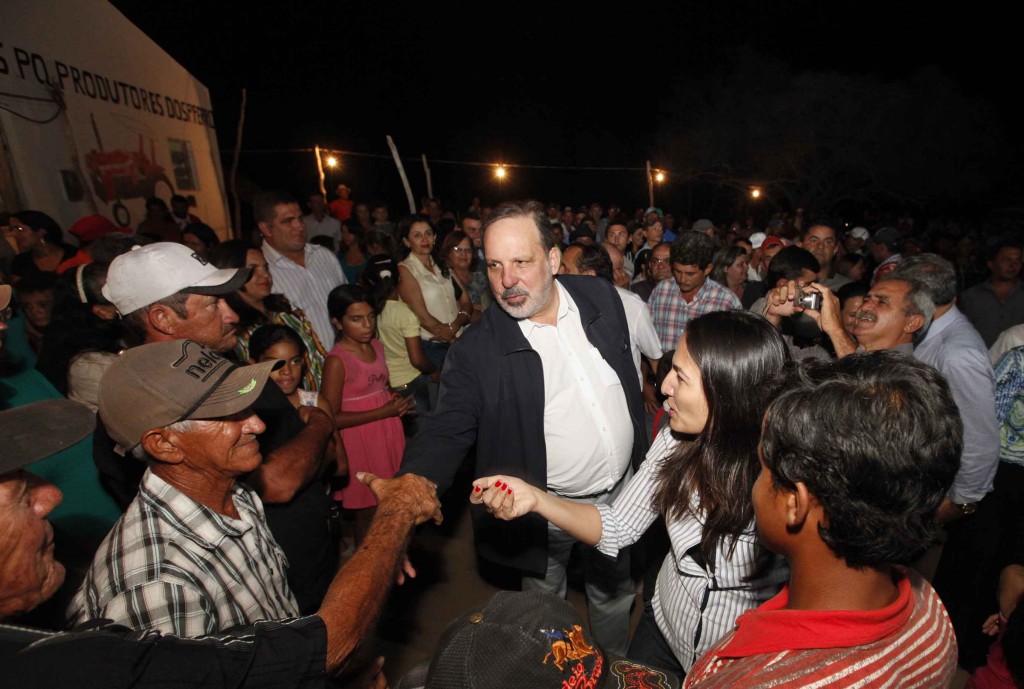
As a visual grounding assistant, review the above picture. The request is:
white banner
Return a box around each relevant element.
[0,0,230,236]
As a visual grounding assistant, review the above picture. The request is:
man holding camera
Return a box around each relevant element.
[764,276,933,356]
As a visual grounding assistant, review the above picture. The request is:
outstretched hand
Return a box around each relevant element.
[469,476,539,520]
[357,472,442,526]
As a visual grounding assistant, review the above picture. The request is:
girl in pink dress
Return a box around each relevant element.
[321,285,411,544]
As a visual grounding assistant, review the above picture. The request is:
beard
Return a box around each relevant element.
[495,272,555,321]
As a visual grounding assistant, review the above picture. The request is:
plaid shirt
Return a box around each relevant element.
[68,469,299,637]
[648,278,742,350]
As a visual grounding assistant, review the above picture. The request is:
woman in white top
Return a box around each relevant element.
[471,310,792,677]
[396,214,472,374]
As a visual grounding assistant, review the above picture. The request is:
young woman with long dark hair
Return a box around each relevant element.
[471,310,792,676]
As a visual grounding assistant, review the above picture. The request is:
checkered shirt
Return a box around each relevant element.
[68,469,299,637]
[647,278,742,350]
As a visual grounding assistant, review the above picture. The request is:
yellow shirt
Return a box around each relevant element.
[378,299,423,387]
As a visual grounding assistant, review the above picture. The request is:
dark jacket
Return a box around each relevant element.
[400,275,648,575]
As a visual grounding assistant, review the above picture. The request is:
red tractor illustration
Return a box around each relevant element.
[84,114,174,227]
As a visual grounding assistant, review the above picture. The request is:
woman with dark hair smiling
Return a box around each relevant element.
[396,214,472,376]
[471,310,792,677]
[442,229,487,322]
[209,239,326,389]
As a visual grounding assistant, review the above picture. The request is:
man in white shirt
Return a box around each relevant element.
[561,242,663,387]
[401,201,647,656]
[256,191,347,347]
[302,192,342,251]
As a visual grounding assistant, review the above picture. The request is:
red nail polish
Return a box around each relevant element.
[494,480,502,488]
[507,487,512,494]
[474,486,481,493]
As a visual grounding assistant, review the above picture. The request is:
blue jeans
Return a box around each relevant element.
[420,341,449,409]
[392,373,431,437]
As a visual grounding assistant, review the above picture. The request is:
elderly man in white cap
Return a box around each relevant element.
[96,243,337,615]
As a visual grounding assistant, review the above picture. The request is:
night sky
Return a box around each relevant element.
[109,1,1019,216]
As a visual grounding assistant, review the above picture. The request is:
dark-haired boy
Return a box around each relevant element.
[686,351,960,688]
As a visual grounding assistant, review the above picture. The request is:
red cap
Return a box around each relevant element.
[69,215,119,242]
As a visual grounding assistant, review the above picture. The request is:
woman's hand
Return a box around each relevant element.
[469,476,540,520]
[427,322,453,343]
[383,393,413,418]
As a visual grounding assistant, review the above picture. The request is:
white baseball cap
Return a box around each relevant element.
[102,242,250,315]
[749,232,767,249]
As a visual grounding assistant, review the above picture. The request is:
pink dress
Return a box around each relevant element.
[328,339,405,509]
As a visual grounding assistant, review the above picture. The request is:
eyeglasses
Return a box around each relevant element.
[650,257,670,265]
[452,246,474,254]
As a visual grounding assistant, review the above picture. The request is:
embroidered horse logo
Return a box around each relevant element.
[542,625,596,671]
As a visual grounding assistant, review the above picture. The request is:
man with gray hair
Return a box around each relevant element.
[892,253,1000,670]
[1,399,443,687]
[70,341,300,636]
[400,200,647,656]
[764,276,933,356]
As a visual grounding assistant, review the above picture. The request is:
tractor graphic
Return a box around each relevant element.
[84,114,174,227]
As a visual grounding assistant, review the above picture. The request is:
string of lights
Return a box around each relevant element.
[219,146,659,173]
[222,145,771,201]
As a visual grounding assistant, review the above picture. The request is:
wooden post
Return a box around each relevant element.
[387,136,416,213]
[422,154,433,200]
[229,88,247,238]
[646,159,654,209]
[314,145,326,198]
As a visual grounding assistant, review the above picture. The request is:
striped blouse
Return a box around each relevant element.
[596,426,789,672]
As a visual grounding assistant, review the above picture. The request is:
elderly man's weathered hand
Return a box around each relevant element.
[357,472,442,526]
[469,476,539,520]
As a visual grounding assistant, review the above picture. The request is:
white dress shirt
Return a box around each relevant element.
[262,241,347,347]
[518,282,633,497]
[615,286,664,385]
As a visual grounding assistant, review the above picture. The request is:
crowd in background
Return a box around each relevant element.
[2,184,1023,688]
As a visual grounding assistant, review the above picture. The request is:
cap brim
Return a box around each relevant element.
[0,400,96,474]
[188,358,282,421]
[0,284,11,310]
[183,267,251,296]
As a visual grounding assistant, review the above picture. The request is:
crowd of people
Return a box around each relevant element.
[1,188,1023,688]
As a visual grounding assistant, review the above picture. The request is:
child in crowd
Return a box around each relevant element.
[15,272,56,354]
[685,352,961,688]
[250,323,329,412]
[249,324,346,476]
[321,285,409,544]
